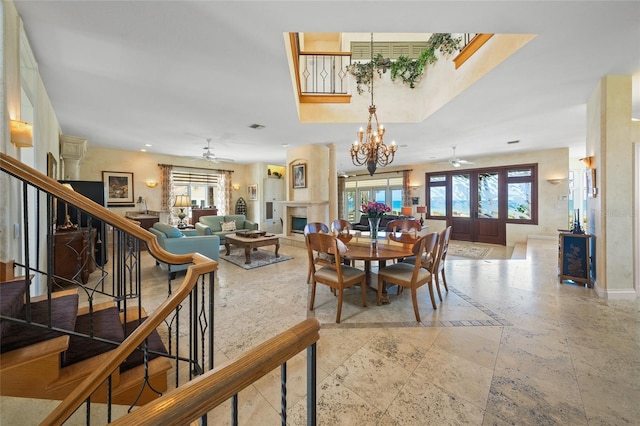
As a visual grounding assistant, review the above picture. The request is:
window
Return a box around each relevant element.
[506,166,536,223]
[428,174,447,217]
[344,176,405,219]
[172,169,220,220]
[426,164,538,224]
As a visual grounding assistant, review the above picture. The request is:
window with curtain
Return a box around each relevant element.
[171,169,220,223]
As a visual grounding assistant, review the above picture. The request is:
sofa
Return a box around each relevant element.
[149,223,220,278]
[351,215,415,232]
[195,214,258,245]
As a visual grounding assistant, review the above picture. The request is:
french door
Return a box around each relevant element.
[427,164,538,246]
[449,171,505,244]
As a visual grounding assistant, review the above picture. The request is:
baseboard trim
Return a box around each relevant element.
[593,281,638,299]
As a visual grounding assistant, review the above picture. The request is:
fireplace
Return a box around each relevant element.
[291,216,307,234]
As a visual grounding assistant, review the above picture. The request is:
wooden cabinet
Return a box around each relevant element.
[125,212,159,230]
[53,228,96,286]
[558,232,592,287]
[191,208,218,224]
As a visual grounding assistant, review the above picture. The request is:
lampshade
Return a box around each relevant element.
[416,206,427,214]
[401,207,413,216]
[173,195,191,208]
[10,120,33,147]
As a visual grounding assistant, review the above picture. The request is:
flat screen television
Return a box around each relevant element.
[57,180,108,266]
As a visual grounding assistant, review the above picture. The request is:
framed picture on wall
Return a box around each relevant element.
[248,184,258,200]
[292,163,306,189]
[102,171,134,205]
[47,152,57,179]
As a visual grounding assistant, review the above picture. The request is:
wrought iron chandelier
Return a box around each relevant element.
[350,33,397,176]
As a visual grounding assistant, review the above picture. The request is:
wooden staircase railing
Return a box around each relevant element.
[1,152,320,425]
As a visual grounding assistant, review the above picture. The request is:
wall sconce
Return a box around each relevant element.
[409,184,420,191]
[546,178,565,185]
[232,183,241,190]
[10,119,33,147]
[580,156,595,168]
[144,180,158,188]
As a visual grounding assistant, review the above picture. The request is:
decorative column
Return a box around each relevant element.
[60,134,87,180]
[327,143,338,221]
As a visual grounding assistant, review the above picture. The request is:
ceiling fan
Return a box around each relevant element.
[449,146,474,168]
[200,138,234,163]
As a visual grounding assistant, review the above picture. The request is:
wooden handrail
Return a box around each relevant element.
[1,152,191,266]
[0,152,219,425]
[110,318,320,426]
[40,254,216,425]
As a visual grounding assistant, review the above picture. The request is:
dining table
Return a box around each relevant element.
[341,237,415,304]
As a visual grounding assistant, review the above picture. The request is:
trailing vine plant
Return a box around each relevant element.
[346,33,461,93]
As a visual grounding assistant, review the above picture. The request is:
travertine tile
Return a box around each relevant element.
[5,238,640,425]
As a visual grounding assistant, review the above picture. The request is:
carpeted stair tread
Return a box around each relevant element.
[0,293,79,354]
[0,279,29,338]
[120,318,168,372]
[63,306,125,367]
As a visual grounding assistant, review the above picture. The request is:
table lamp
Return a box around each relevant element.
[417,206,426,226]
[174,195,191,228]
[57,183,78,231]
[401,206,413,217]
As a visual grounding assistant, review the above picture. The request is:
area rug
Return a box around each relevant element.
[447,243,492,260]
[220,249,293,270]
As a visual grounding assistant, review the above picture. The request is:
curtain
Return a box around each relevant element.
[217,171,233,215]
[402,170,410,207]
[159,164,174,223]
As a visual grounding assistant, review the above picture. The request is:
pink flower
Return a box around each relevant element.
[360,201,391,218]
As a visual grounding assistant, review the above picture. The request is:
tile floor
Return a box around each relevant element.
[2,237,639,425]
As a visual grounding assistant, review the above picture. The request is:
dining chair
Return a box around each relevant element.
[304,222,330,283]
[386,218,422,245]
[330,219,354,244]
[306,233,367,323]
[434,225,452,298]
[377,232,439,322]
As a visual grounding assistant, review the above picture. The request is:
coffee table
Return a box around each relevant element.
[224,234,280,265]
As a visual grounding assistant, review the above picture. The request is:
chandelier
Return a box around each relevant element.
[350,33,397,176]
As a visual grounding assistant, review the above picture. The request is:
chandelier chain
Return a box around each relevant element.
[350,32,397,176]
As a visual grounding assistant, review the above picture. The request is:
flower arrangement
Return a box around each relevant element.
[361,201,391,218]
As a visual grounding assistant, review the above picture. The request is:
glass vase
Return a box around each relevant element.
[368,217,381,243]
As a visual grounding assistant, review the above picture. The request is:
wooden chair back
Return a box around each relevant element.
[331,219,353,244]
[387,218,422,244]
[303,222,329,236]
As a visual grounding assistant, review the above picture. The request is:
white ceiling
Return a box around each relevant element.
[14,1,640,172]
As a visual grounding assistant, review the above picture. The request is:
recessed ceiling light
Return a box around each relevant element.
[140,149,147,152]
[507,140,520,144]
[282,144,289,148]
[249,124,265,129]
[144,143,152,147]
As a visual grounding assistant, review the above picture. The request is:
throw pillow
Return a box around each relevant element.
[221,221,236,232]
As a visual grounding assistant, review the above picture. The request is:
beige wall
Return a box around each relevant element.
[1,1,61,282]
[412,147,570,246]
[79,146,251,220]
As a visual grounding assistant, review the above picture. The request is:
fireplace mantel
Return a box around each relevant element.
[278,200,329,237]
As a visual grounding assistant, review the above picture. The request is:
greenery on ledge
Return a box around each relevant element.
[346,33,461,94]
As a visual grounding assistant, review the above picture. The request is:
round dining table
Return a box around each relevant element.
[341,240,415,304]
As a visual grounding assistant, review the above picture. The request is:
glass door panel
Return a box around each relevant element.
[346,190,356,222]
[452,174,470,217]
[391,189,402,215]
[477,172,499,219]
[429,186,446,216]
